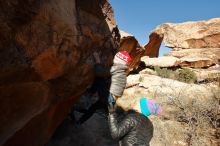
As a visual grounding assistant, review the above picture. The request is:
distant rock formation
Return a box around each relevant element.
[165,48,220,68]
[144,32,163,57]
[144,18,220,68]
[155,18,220,49]
[142,48,220,68]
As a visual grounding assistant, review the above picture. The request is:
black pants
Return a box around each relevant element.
[77,77,110,124]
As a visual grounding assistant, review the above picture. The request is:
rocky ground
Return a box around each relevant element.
[120,73,220,146]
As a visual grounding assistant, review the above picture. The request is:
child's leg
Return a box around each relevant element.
[96,78,111,112]
[86,78,99,96]
[77,99,103,124]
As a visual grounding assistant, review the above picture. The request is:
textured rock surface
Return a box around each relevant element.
[178,56,216,68]
[144,32,163,57]
[166,48,220,68]
[139,68,157,75]
[166,48,220,59]
[141,56,180,67]
[0,0,117,146]
[154,18,220,49]
[144,18,220,69]
[193,68,220,82]
[126,74,141,88]
[141,53,219,69]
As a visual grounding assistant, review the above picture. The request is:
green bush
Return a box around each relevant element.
[154,66,171,78]
[154,66,177,79]
[178,68,197,83]
[154,67,197,83]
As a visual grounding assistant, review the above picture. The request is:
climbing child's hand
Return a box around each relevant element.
[108,102,116,113]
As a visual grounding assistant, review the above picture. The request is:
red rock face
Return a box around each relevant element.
[0,0,116,145]
[119,32,145,71]
[144,32,163,57]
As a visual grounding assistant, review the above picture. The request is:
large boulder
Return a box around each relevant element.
[141,50,220,68]
[166,48,220,68]
[193,68,220,83]
[144,32,163,57]
[0,0,117,146]
[153,18,220,49]
[144,18,220,69]
[178,56,216,68]
[141,56,180,68]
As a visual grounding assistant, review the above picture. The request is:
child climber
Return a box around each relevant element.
[108,97,161,146]
[107,51,162,146]
[75,50,131,124]
[74,51,111,124]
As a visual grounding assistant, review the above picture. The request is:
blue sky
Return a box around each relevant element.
[109,0,220,56]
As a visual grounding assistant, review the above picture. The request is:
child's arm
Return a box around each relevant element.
[109,64,128,97]
[108,112,135,140]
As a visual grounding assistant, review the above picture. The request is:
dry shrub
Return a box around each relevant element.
[168,92,220,146]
